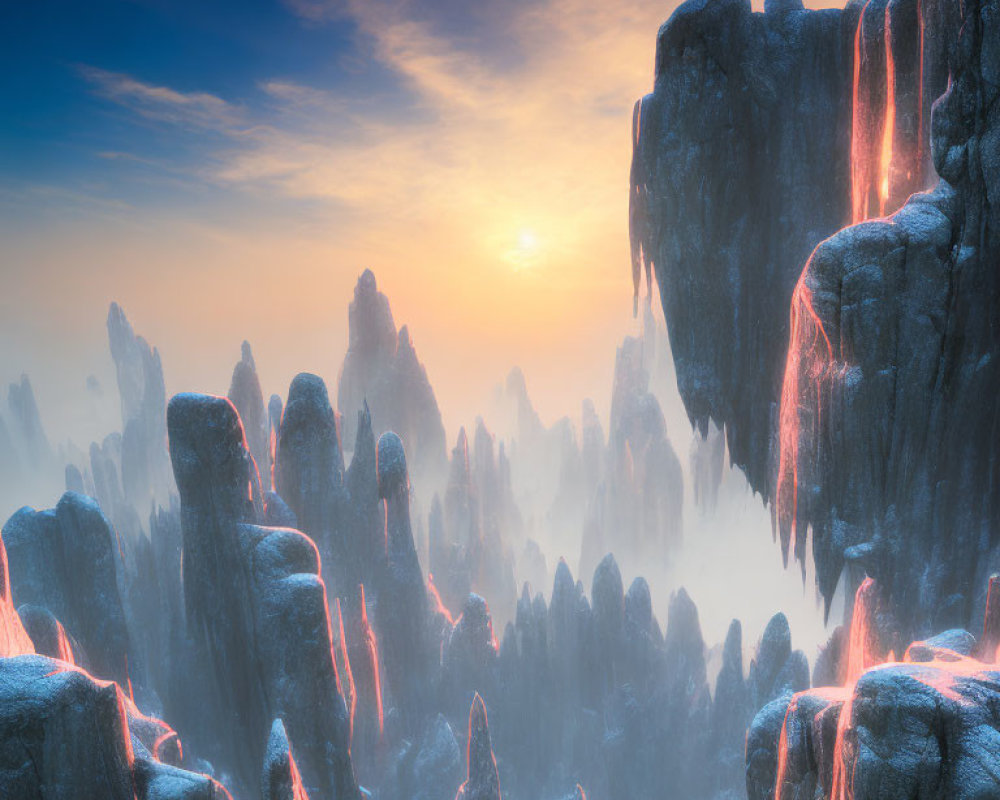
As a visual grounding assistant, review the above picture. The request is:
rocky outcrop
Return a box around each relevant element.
[757,637,1000,800]
[6,374,53,472]
[431,423,518,627]
[337,270,447,484]
[630,0,960,508]
[0,654,229,799]
[263,718,311,800]
[709,619,750,798]
[342,583,383,782]
[344,403,382,594]
[2,491,131,687]
[167,392,358,799]
[633,0,983,640]
[441,594,499,728]
[274,372,350,596]
[631,0,859,493]
[228,340,270,490]
[374,431,435,736]
[381,713,463,800]
[748,612,810,712]
[455,693,502,800]
[774,0,1000,633]
[581,338,683,582]
[107,302,173,509]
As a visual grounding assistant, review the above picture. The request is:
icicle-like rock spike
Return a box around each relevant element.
[455,693,501,800]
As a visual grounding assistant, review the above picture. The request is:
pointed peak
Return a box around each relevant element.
[240,340,255,368]
[463,693,500,800]
[354,401,374,452]
[263,718,310,800]
[470,691,487,729]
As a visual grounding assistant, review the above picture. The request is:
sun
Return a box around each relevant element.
[505,228,541,269]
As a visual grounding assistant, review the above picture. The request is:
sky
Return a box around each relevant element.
[0,0,844,447]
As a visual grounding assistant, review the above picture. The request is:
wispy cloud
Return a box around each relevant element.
[189,0,661,253]
[79,65,245,132]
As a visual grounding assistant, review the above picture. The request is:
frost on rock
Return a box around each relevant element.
[2,491,132,687]
[0,654,229,800]
[167,392,359,800]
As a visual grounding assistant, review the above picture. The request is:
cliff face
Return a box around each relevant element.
[631,0,858,495]
[632,0,983,634]
[775,0,1000,634]
[631,0,959,500]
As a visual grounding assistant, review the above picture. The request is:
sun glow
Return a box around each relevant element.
[505,228,542,269]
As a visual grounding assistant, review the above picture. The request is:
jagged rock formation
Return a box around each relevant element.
[441,594,499,729]
[748,573,1000,800]
[2,491,132,688]
[270,379,386,775]
[342,583,383,783]
[374,431,435,735]
[274,372,351,595]
[747,612,810,712]
[488,553,756,800]
[337,270,447,483]
[455,693,502,800]
[6,374,52,472]
[631,0,854,492]
[492,367,589,558]
[87,433,141,542]
[830,654,1000,799]
[167,392,359,799]
[741,611,812,800]
[581,337,683,581]
[344,403,382,594]
[0,375,61,516]
[431,423,519,627]
[107,302,173,509]
[630,0,960,508]
[633,0,988,640]
[229,341,270,489]
[0,654,229,799]
[710,619,750,799]
[774,0,1000,635]
[752,583,1000,800]
[381,713,463,800]
[138,501,189,720]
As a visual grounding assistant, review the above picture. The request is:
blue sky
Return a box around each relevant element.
[2,0,401,215]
